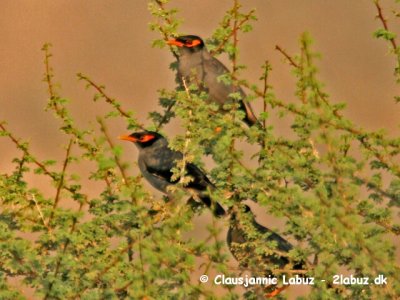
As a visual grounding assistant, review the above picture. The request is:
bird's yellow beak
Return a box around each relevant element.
[118,135,137,142]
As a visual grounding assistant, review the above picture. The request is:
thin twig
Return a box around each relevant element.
[275,45,300,68]
[210,9,256,56]
[262,61,270,130]
[232,0,239,73]
[31,193,50,231]
[48,139,74,225]
[0,123,89,204]
[154,0,179,60]
[155,100,176,131]
[77,75,128,119]
[42,44,56,100]
[151,0,184,130]
[179,77,193,184]
[114,279,134,293]
[137,234,147,293]
[226,0,240,187]
[97,118,131,187]
[78,73,146,131]
[374,0,398,50]
[43,46,98,156]
[259,60,272,157]
[15,153,28,182]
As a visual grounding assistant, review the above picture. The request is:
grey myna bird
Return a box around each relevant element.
[168,35,259,127]
[227,204,306,297]
[119,131,225,217]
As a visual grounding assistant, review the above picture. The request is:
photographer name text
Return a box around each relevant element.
[204,274,388,287]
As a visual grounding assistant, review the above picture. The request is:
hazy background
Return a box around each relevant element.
[1,0,399,298]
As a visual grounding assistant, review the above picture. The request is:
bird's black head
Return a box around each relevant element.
[118,131,163,148]
[242,204,251,213]
[167,35,205,52]
[231,204,252,220]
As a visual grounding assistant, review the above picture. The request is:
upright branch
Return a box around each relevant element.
[260,60,272,130]
[275,45,300,68]
[48,138,74,225]
[373,0,400,99]
[31,194,50,231]
[154,97,176,131]
[0,123,88,204]
[209,8,256,56]
[178,78,193,185]
[226,0,241,187]
[42,43,56,102]
[231,0,239,72]
[97,117,133,190]
[147,0,184,131]
[150,0,181,60]
[42,46,97,156]
[374,0,398,50]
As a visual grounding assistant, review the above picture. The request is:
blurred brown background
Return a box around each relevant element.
[1,0,399,299]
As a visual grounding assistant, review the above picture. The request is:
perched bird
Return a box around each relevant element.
[168,35,259,127]
[119,131,225,217]
[227,204,304,271]
[227,204,305,297]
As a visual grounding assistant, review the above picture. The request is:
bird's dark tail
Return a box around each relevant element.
[213,201,226,217]
[240,100,260,127]
[199,195,226,217]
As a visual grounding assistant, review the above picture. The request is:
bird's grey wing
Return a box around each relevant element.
[185,163,225,216]
[146,166,176,184]
[185,163,214,191]
[252,219,294,253]
[267,231,304,269]
[138,157,172,193]
[144,142,213,190]
[251,221,294,268]
[201,56,237,105]
[144,148,182,184]
[269,231,294,253]
[205,54,230,75]
[146,161,213,190]
[204,55,258,125]
[203,56,250,106]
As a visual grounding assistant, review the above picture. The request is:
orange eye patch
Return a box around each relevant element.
[167,38,201,48]
[186,39,201,47]
[140,134,156,142]
[167,39,185,47]
[118,134,155,143]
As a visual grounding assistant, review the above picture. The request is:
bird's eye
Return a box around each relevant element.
[140,134,155,142]
[186,39,201,47]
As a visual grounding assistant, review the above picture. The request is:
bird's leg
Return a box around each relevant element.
[313,253,319,266]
